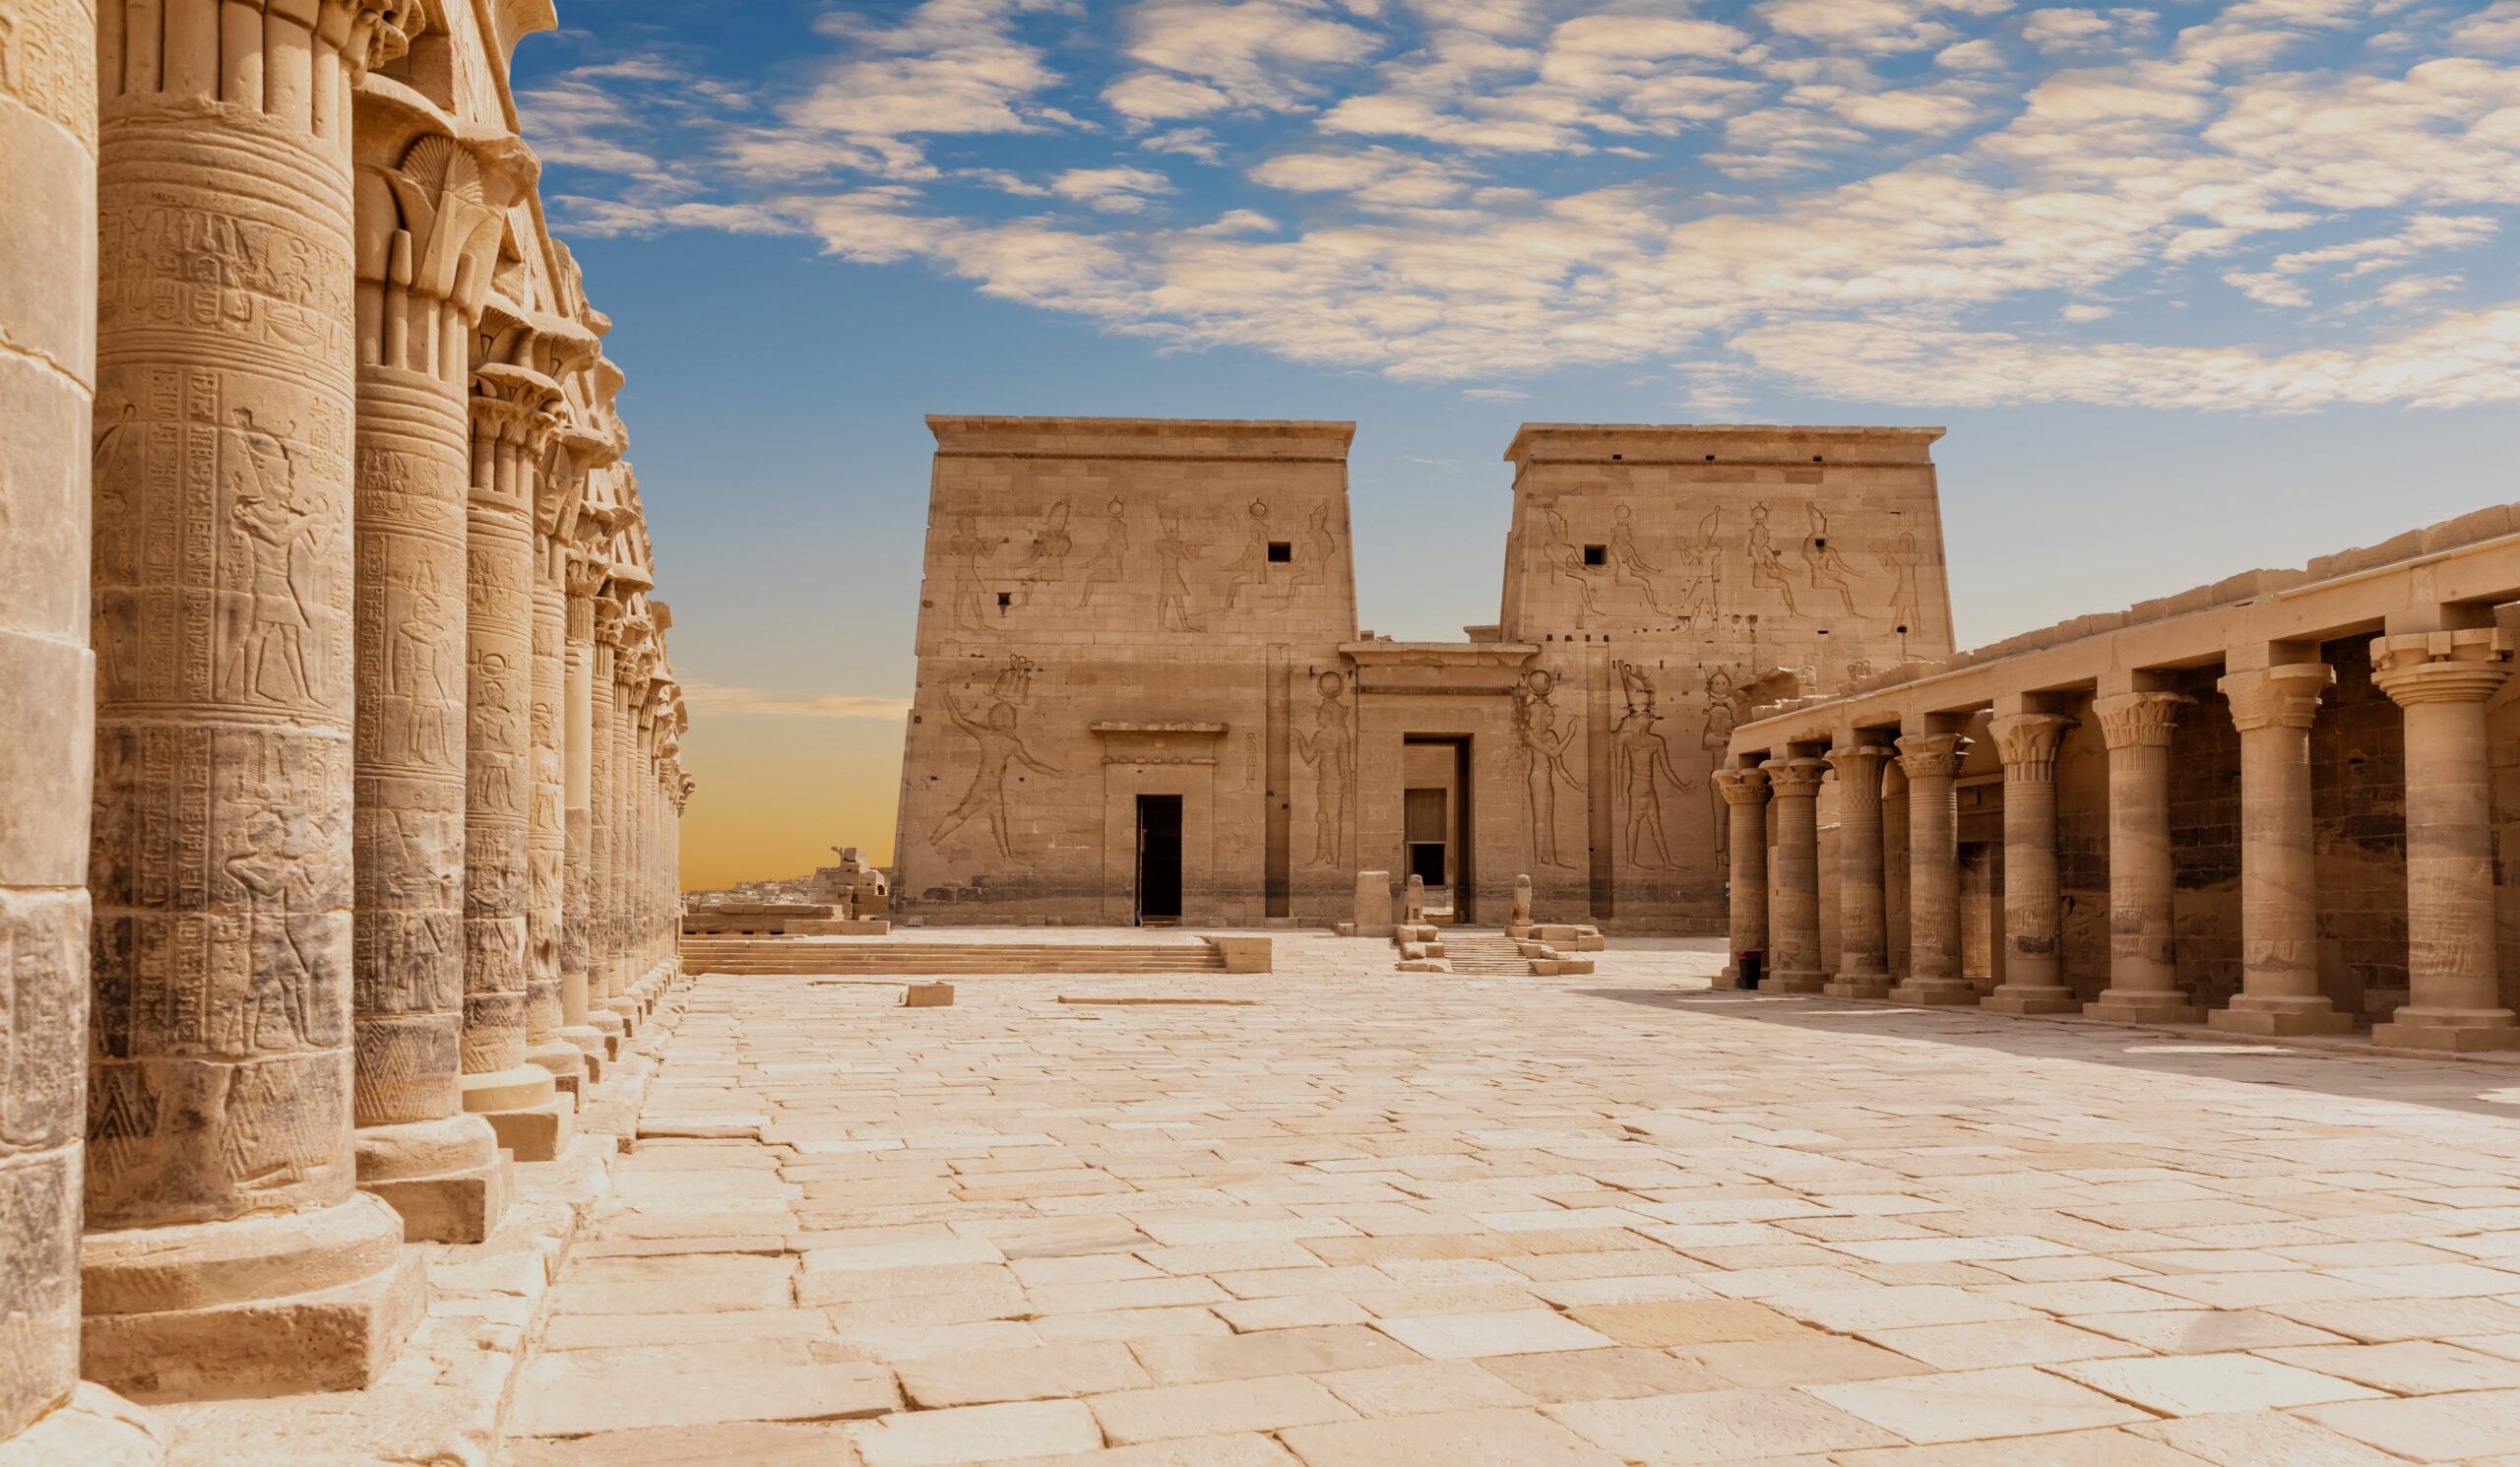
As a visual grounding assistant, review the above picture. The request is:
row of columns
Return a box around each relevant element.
[1718,633,2518,1052]
[0,0,691,1450]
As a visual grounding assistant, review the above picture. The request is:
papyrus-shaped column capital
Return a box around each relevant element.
[1895,732,1970,781]
[1712,767,1771,805]
[1987,714,2072,783]
[2220,663,2335,731]
[2094,691,2190,749]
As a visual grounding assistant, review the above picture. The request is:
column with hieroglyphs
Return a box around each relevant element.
[461,365,573,1157]
[1760,757,1827,992]
[1982,713,2078,1015]
[1888,733,1976,1005]
[1822,744,1894,999]
[0,0,161,1453]
[2371,629,2520,1052]
[2084,691,2198,1024]
[344,103,519,1241]
[83,0,426,1397]
[1711,768,1768,988]
[524,421,588,1091]
[2213,664,2352,1037]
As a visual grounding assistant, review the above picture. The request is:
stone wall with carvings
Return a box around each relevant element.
[893,417,1956,930]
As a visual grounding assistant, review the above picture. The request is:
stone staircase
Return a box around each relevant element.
[1442,934,1538,976]
[681,938,1229,977]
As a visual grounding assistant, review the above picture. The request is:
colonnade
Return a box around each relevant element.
[0,0,689,1451]
[1719,631,2518,1053]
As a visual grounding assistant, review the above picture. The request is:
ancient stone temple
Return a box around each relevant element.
[0,0,688,1455]
[892,416,1955,929]
[1717,500,2520,1049]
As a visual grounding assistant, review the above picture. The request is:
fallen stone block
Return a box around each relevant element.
[904,983,956,1007]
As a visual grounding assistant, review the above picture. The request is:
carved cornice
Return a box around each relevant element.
[1987,714,2074,783]
[2094,691,2190,750]
[2220,664,2334,733]
[2371,629,2513,708]
[1823,745,1894,814]
[1896,732,1970,781]
[1762,756,1829,800]
[1712,768,1771,806]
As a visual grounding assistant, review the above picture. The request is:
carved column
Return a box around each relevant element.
[2084,692,2199,1024]
[84,0,425,1398]
[2212,666,2352,1037]
[2371,630,2520,1051]
[345,120,509,1240]
[1881,759,1909,981]
[559,548,616,1056]
[1889,733,1976,1004]
[1712,769,1769,988]
[0,2,157,1453]
[460,372,573,1158]
[1983,715,2078,1015]
[587,593,624,1025]
[1822,745,1894,998]
[1761,757,1827,993]
[524,443,586,1091]
[604,613,653,1018]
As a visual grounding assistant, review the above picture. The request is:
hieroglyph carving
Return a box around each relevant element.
[944,515,996,631]
[1512,670,1583,869]
[1746,503,1797,615]
[1291,671,1353,867]
[1606,504,1668,615]
[1540,504,1605,618]
[1079,497,1127,606]
[1153,512,1204,632]
[1224,499,1274,609]
[1614,702,1696,871]
[1804,505,1858,616]
[0,0,97,139]
[932,658,1063,859]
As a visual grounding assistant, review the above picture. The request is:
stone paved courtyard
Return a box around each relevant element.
[501,936,2520,1465]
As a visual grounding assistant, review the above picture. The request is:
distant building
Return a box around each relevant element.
[891,416,1955,929]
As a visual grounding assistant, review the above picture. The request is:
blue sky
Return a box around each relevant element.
[507,0,2520,883]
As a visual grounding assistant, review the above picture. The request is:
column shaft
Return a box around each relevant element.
[1984,715,2077,1014]
[1889,734,1976,1004]
[345,125,508,1242]
[2213,666,2350,1036]
[1881,761,1909,981]
[2371,631,2520,1051]
[1822,746,1893,998]
[460,386,571,1158]
[524,530,584,1086]
[2085,692,2199,1023]
[1713,770,1769,988]
[85,0,423,1398]
[0,5,157,1449]
[560,554,614,1053]
[1761,758,1827,993]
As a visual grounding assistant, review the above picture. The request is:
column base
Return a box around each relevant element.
[2209,996,2353,1037]
[355,1114,512,1244]
[0,1384,162,1467]
[527,1041,589,1097]
[1889,979,1982,1006]
[1764,968,1827,994]
[1982,986,2082,1015]
[462,1063,577,1162]
[2372,1007,2520,1052]
[2083,990,2202,1025]
[559,1024,609,1080]
[1712,965,1748,990]
[1824,974,1893,1000]
[82,1194,425,1401]
[601,998,642,1038]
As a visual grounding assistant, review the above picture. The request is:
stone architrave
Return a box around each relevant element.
[2083,692,2200,1024]
[344,118,516,1242]
[460,368,573,1159]
[1888,733,1976,1005]
[83,0,426,1398]
[2370,629,2520,1052]
[1760,758,1828,992]
[0,2,158,1453]
[1711,769,1769,988]
[2212,665,2352,1037]
[1821,745,1894,999]
[1982,714,2078,1015]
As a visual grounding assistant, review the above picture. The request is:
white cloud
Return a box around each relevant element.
[1050,165,1179,211]
[1109,0,1379,118]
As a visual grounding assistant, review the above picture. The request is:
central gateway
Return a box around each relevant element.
[892,416,1956,931]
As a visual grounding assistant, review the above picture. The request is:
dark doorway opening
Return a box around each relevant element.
[1136,795,1183,925]
[1406,788,1448,886]
[1401,736,1475,921]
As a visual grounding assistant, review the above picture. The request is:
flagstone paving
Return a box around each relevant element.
[500,934,2520,1465]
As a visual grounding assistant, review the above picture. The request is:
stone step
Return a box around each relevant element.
[681,940,1228,976]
